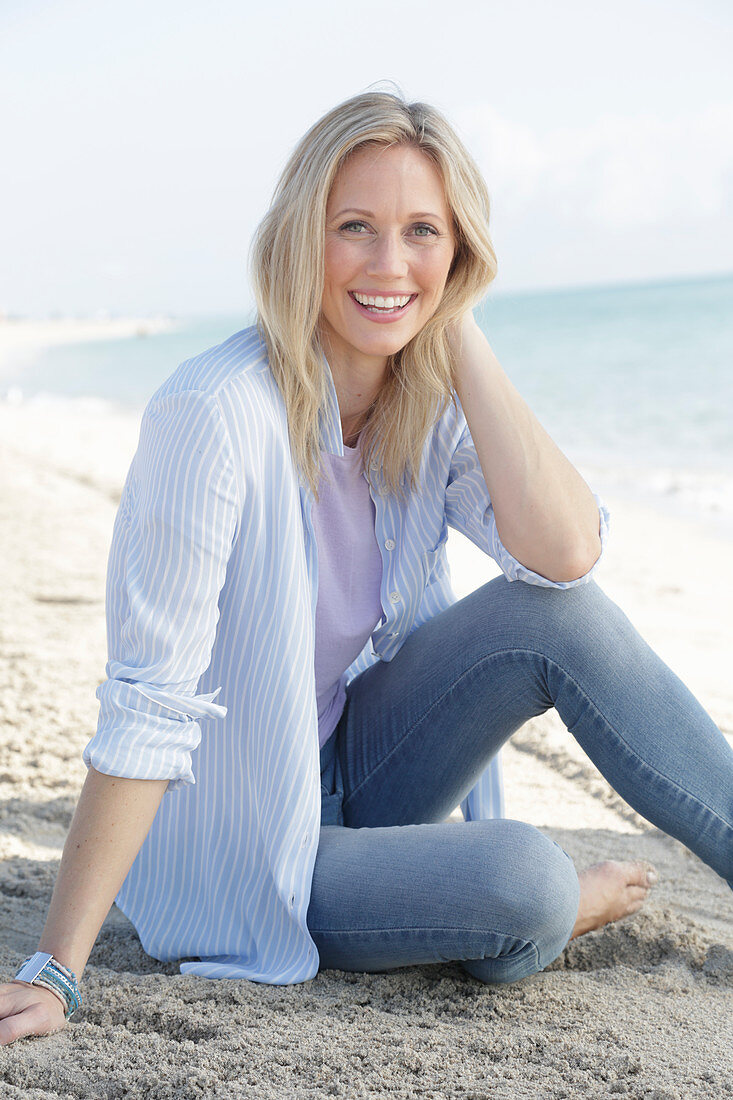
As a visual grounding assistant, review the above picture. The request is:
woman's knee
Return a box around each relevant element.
[464,820,579,980]
[479,574,609,628]
[476,576,637,669]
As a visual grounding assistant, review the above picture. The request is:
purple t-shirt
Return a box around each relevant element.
[311,435,384,748]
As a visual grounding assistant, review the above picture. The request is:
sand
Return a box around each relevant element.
[0,384,731,1097]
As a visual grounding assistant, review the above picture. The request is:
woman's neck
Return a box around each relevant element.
[341,413,368,449]
[322,335,389,446]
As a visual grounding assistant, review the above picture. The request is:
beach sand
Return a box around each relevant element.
[0,395,731,1098]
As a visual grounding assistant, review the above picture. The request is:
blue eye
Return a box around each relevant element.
[413,224,438,237]
[340,220,369,233]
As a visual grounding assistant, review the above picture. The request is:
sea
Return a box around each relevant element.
[3,272,732,537]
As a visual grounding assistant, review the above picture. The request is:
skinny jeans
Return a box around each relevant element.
[305,576,733,984]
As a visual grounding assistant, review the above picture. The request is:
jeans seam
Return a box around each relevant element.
[464,941,543,976]
[540,655,733,831]
[312,925,544,974]
[310,928,537,963]
[309,924,533,943]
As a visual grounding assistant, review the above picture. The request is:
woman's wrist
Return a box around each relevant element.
[12,952,82,1019]
[447,307,482,341]
[37,936,88,982]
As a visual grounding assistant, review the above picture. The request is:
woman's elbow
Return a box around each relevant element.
[559,533,602,583]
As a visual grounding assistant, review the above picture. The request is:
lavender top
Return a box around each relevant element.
[311,435,384,748]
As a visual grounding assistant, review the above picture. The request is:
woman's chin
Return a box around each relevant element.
[351,324,422,359]
[319,315,420,368]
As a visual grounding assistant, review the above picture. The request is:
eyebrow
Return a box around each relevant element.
[330,207,449,226]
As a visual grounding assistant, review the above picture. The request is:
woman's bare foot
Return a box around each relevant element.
[571,860,658,940]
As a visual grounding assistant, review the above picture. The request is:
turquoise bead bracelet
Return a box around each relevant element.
[13,952,82,1020]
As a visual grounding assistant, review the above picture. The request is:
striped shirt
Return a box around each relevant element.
[83,326,610,984]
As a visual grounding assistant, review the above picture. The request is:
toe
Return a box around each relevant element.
[631,860,658,887]
[626,884,650,904]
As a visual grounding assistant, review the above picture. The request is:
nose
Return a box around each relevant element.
[365,231,409,280]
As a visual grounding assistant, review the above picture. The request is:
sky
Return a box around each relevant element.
[1,0,731,317]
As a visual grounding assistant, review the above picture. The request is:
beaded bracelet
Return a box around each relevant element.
[13,952,82,1020]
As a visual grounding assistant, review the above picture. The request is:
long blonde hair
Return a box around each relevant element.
[250,90,497,501]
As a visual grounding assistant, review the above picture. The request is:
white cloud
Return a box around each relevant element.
[456,102,733,230]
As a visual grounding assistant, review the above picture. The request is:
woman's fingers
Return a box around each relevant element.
[0,984,67,1046]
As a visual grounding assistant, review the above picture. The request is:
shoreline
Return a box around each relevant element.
[0,314,177,372]
[2,314,732,544]
[2,384,732,547]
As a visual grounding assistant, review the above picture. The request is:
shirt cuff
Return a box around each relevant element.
[83,678,227,791]
[494,493,611,589]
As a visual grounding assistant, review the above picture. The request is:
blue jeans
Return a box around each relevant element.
[306,577,733,984]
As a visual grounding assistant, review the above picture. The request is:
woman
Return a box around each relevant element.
[1,91,731,1043]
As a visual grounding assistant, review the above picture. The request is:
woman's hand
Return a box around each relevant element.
[446,309,484,368]
[0,770,170,1047]
[0,981,67,1046]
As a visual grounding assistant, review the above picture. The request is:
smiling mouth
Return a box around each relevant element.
[349,291,417,316]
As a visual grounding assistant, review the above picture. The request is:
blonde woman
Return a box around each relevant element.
[1,92,731,1043]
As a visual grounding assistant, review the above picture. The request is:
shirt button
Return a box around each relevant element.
[301,833,309,848]
[390,591,401,603]
[289,894,295,908]
[384,539,395,550]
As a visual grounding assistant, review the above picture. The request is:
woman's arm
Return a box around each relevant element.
[0,767,168,1046]
[0,390,242,1047]
[449,312,602,584]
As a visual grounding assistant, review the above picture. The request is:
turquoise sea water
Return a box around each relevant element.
[3,273,732,533]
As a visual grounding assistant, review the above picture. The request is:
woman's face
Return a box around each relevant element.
[321,143,456,374]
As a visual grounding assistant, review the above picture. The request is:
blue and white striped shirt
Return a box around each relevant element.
[83,326,610,984]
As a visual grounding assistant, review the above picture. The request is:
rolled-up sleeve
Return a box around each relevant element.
[444,422,610,589]
[83,389,239,790]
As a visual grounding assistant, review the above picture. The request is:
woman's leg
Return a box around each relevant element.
[336,577,733,888]
[306,818,580,984]
[307,575,730,985]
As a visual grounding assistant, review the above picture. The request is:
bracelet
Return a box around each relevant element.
[12,952,82,1020]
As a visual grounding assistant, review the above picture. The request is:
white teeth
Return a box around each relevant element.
[353,292,412,310]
